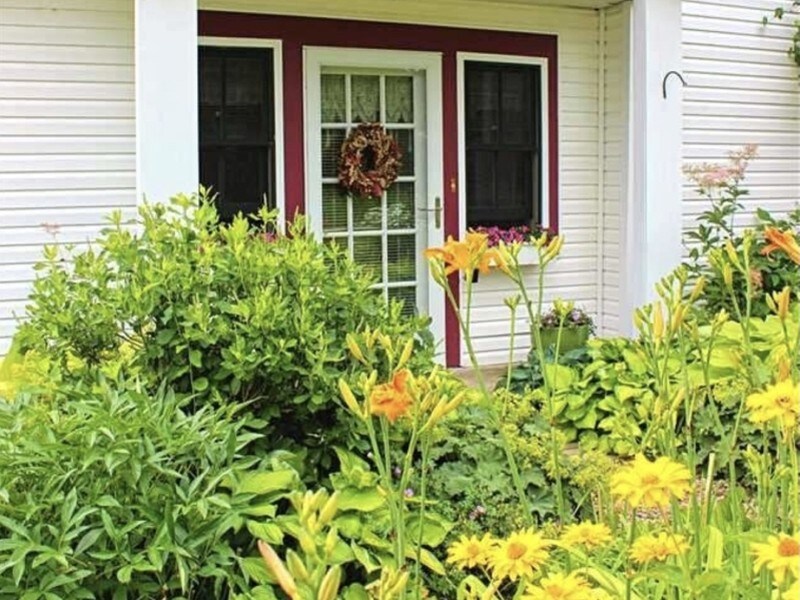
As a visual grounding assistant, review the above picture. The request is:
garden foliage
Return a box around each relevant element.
[12,194,432,472]
[0,379,285,597]
[1,154,798,599]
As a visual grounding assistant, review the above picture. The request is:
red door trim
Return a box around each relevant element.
[199,12,559,367]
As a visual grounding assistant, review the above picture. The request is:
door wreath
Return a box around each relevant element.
[338,123,403,199]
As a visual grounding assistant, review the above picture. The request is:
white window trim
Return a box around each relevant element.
[456,52,551,237]
[198,36,286,231]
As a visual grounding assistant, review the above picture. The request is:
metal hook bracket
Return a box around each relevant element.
[662,70,687,99]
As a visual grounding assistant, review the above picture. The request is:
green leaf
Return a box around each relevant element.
[192,377,209,392]
[117,565,133,583]
[337,487,386,512]
[404,512,452,547]
[351,543,380,573]
[246,520,283,545]
[706,526,723,570]
[75,529,103,556]
[412,548,445,575]
[237,469,299,496]
[240,556,275,584]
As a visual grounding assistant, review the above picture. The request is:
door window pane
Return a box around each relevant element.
[388,286,417,317]
[321,74,346,123]
[387,235,416,282]
[322,185,348,232]
[353,236,384,281]
[386,76,414,124]
[387,183,415,229]
[351,75,380,122]
[321,128,345,178]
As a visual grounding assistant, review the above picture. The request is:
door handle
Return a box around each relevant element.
[418,197,442,229]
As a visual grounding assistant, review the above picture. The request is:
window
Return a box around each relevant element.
[464,61,542,229]
[198,47,275,220]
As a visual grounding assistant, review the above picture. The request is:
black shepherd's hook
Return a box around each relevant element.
[662,71,687,99]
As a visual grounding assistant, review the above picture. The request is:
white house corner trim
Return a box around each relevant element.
[135,0,200,205]
[625,0,683,329]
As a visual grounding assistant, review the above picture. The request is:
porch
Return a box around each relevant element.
[137,0,685,367]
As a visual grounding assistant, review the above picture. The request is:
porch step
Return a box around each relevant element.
[450,364,508,389]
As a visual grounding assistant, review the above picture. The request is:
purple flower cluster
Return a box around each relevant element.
[540,307,594,329]
[471,225,548,248]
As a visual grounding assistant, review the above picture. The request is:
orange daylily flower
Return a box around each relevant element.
[762,227,800,265]
[424,232,508,277]
[424,236,472,275]
[369,369,414,422]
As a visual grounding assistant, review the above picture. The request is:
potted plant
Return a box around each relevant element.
[534,302,594,353]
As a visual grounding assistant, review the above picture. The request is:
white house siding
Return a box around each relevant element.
[600,3,630,336]
[682,0,800,235]
[0,0,137,354]
[202,0,621,365]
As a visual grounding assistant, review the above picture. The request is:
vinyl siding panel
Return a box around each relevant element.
[0,0,136,354]
[682,0,800,240]
[205,0,620,365]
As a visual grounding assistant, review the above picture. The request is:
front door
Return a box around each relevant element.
[305,48,445,348]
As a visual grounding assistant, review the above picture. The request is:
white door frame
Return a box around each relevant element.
[303,46,446,350]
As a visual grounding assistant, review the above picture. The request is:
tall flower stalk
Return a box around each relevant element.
[425,231,567,524]
[338,330,466,598]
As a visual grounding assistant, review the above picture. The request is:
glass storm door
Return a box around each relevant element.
[305,48,445,346]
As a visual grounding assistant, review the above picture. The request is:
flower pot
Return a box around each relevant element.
[534,324,591,353]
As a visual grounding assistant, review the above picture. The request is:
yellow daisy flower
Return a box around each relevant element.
[446,533,497,570]
[783,579,799,600]
[560,522,613,551]
[522,572,594,600]
[490,529,551,581]
[746,380,799,431]
[629,532,690,564]
[751,533,800,584]
[610,454,692,509]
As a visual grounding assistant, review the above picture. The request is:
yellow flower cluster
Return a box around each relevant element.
[610,454,692,509]
[746,380,799,431]
[521,572,594,600]
[446,529,550,581]
[629,532,690,565]
[559,522,612,551]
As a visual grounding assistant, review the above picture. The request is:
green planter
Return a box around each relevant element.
[534,324,591,353]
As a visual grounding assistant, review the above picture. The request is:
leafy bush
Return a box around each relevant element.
[504,339,653,455]
[15,194,433,472]
[0,379,275,598]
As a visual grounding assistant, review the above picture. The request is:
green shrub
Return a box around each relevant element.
[15,194,433,473]
[683,148,800,319]
[0,379,276,598]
